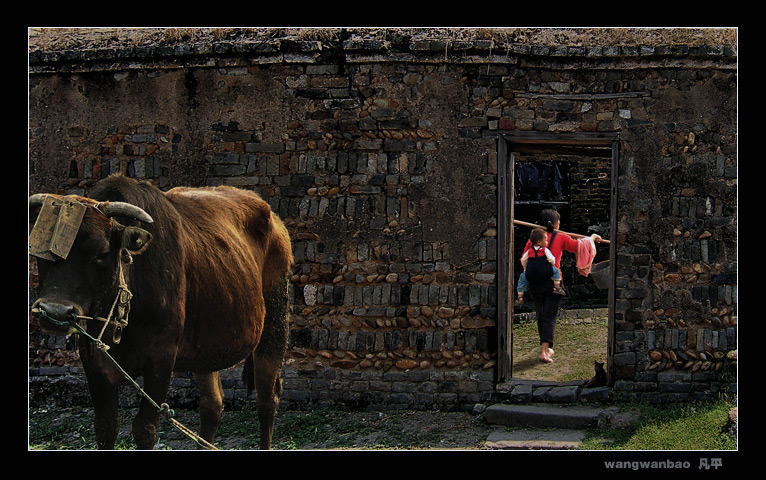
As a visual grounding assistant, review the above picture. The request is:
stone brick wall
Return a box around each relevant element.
[29,28,737,410]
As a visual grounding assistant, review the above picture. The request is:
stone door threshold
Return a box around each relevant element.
[497,379,612,404]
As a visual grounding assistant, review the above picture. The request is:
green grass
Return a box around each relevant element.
[267,410,447,450]
[221,408,373,450]
[512,316,608,382]
[581,395,737,450]
[28,409,95,450]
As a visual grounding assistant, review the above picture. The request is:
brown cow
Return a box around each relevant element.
[29,175,292,449]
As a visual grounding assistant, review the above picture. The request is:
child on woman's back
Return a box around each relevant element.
[516,228,564,304]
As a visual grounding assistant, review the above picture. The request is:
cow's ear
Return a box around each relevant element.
[122,226,153,255]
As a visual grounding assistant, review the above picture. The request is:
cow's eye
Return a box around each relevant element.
[94,248,112,264]
[81,236,111,264]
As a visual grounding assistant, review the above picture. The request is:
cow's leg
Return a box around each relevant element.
[81,343,121,449]
[86,377,120,449]
[131,366,173,450]
[251,276,290,450]
[252,354,284,450]
[194,371,224,448]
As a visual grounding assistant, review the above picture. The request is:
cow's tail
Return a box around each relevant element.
[242,351,256,396]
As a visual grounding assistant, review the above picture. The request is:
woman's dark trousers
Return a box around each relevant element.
[529,280,563,348]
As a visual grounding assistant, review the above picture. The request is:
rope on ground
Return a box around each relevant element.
[67,313,219,450]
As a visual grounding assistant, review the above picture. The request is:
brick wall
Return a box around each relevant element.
[29,28,737,409]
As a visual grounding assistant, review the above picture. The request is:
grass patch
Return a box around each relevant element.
[270,410,445,449]
[29,409,95,450]
[513,315,607,382]
[272,410,367,450]
[581,395,737,450]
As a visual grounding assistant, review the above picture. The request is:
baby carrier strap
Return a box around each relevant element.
[549,230,558,248]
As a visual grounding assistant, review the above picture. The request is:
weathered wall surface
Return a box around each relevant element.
[613,70,738,400]
[29,28,737,410]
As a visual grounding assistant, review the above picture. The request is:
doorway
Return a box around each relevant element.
[496,132,619,385]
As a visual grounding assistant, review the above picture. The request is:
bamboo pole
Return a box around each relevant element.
[513,219,611,244]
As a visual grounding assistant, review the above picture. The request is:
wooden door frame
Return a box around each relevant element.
[494,131,620,384]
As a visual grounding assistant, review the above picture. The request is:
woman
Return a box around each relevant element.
[520,209,602,363]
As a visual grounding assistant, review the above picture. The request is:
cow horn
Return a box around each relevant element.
[29,193,49,208]
[103,202,154,224]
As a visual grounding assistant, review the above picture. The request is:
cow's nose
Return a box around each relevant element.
[33,300,76,322]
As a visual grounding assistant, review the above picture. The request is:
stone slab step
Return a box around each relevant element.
[485,429,585,450]
[485,403,616,430]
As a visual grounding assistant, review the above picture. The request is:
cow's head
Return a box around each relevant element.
[29,194,153,336]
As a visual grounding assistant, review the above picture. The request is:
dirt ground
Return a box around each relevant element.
[29,406,498,450]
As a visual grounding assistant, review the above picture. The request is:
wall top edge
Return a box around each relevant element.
[29,27,737,72]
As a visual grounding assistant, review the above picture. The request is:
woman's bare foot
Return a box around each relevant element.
[540,344,554,362]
